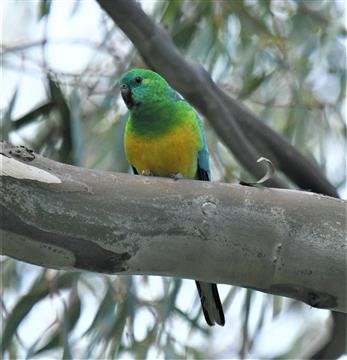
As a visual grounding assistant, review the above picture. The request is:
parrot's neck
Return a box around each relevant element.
[128,97,181,137]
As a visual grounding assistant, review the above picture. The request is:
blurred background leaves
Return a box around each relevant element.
[1,0,346,358]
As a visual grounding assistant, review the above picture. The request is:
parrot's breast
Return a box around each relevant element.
[125,120,202,179]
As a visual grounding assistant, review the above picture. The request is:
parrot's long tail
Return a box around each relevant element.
[195,281,225,326]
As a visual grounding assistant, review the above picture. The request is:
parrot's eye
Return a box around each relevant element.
[135,76,142,84]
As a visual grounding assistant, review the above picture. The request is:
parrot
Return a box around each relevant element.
[119,68,225,327]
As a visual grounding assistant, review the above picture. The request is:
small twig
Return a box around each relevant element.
[240,157,275,186]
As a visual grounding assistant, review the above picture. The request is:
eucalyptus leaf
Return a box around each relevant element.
[32,292,81,356]
[39,0,52,19]
[48,76,73,163]
[13,101,55,130]
[1,88,18,139]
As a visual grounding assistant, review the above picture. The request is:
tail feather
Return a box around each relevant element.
[195,281,225,326]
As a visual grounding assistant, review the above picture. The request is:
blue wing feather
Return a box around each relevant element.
[196,115,211,181]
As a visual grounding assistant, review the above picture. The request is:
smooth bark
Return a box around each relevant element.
[1,142,345,313]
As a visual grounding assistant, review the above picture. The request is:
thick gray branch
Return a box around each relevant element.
[96,0,338,197]
[1,142,345,313]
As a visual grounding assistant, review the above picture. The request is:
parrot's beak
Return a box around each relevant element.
[120,84,134,109]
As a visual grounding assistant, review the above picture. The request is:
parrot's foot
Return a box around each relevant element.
[141,170,153,176]
[170,173,184,181]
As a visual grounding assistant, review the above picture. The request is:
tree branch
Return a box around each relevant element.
[95,0,338,197]
[1,141,345,313]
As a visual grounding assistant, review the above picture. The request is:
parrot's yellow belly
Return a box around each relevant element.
[125,122,202,179]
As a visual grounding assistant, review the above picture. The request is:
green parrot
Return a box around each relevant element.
[120,68,225,326]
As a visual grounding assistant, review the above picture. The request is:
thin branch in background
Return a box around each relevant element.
[0,296,26,350]
[1,39,121,56]
[220,81,325,110]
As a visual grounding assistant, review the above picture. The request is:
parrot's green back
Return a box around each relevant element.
[120,68,224,327]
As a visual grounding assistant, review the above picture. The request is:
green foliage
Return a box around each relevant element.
[39,0,52,19]
[1,0,345,359]
[1,270,79,354]
[32,290,81,356]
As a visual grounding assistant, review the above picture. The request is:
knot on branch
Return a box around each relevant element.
[0,141,35,162]
[307,291,338,309]
[271,284,338,310]
[201,201,217,217]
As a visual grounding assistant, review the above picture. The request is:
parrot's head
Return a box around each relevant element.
[119,68,172,111]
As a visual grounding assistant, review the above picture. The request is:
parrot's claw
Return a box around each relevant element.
[170,173,184,181]
[141,170,153,176]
